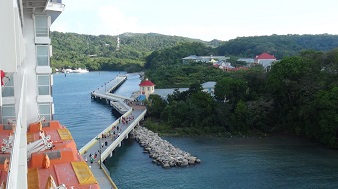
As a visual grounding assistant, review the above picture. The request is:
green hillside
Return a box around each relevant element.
[51,32,338,72]
[215,34,338,58]
[50,31,205,72]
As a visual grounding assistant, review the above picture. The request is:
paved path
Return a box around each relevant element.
[81,106,146,188]
[84,74,147,188]
[91,75,134,114]
[96,75,127,94]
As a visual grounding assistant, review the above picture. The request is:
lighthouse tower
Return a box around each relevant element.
[139,78,155,99]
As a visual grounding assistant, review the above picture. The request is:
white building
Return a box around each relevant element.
[0,0,64,188]
[254,52,277,68]
[237,58,255,64]
[202,81,216,96]
[182,55,230,63]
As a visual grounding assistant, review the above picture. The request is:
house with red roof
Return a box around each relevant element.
[138,78,155,100]
[254,52,277,68]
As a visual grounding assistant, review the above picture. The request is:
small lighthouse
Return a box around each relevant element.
[138,78,155,99]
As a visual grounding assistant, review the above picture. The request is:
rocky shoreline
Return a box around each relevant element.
[132,126,201,168]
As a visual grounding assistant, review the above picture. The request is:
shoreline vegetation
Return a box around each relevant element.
[142,118,325,147]
[143,118,269,138]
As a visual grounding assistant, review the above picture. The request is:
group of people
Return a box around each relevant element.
[120,115,135,125]
[84,114,136,165]
[85,152,98,164]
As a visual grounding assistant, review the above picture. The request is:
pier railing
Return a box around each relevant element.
[101,109,147,160]
[79,108,133,155]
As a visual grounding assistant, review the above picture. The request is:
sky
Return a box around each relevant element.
[51,0,338,41]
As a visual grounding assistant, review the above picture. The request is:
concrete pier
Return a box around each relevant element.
[83,81,147,189]
[82,74,150,188]
[91,75,133,114]
[79,107,146,188]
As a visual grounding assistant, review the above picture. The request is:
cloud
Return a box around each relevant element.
[51,0,338,41]
[96,6,144,35]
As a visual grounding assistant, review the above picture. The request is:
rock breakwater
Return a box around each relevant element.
[132,126,201,168]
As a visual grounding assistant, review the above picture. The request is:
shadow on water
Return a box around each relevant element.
[111,108,122,118]
[104,138,135,169]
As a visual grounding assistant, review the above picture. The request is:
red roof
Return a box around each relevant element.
[139,79,155,86]
[255,52,276,60]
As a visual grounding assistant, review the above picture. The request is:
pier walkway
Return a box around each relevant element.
[82,75,147,188]
[79,106,146,189]
[90,75,134,114]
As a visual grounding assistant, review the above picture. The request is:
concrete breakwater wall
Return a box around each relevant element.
[132,126,201,168]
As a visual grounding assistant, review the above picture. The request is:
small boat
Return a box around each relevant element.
[72,68,89,73]
[62,68,73,73]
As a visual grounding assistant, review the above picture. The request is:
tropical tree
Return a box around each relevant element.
[315,87,338,147]
[214,77,248,103]
[267,56,318,130]
[146,94,167,119]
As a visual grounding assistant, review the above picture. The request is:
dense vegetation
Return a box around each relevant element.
[216,34,338,59]
[50,31,204,72]
[144,34,338,88]
[51,32,338,73]
[144,49,338,148]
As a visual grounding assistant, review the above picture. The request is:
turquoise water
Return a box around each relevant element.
[53,72,338,189]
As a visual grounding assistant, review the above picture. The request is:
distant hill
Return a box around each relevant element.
[144,34,338,70]
[215,34,338,59]
[50,31,206,60]
[50,31,207,71]
[50,32,338,71]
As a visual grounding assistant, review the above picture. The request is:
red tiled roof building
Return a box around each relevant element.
[139,79,155,87]
[255,52,276,60]
[254,52,277,68]
[139,78,155,99]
